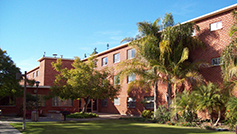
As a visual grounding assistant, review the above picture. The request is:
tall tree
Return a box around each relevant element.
[118,18,162,114]
[0,48,22,99]
[221,10,237,87]
[51,55,120,113]
[119,13,204,116]
[221,10,237,128]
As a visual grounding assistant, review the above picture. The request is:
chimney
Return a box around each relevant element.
[61,55,63,58]
[53,54,57,58]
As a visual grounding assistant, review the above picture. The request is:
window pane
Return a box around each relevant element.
[127,73,135,83]
[210,21,222,31]
[102,57,107,66]
[52,97,73,106]
[0,96,16,106]
[127,97,135,108]
[127,49,135,59]
[144,97,154,109]
[114,75,120,85]
[101,99,107,107]
[212,57,221,66]
[114,98,120,105]
[113,53,120,63]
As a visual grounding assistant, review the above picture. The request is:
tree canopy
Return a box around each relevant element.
[51,55,120,112]
[0,48,22,99]
[118,13,204,116]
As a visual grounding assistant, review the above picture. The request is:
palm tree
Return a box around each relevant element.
[226,96,237,128]
[118,13,205,116]
[192,82,223,126]
[175,90,197,122]
[221,10,237,88]
[118,18,163,113]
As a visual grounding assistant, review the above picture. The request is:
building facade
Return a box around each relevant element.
[1,4,237,116]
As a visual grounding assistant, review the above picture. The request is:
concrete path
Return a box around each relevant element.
[0,113,123,134]
[0,122,22,134]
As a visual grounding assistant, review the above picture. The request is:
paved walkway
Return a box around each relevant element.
[0,113,123,134]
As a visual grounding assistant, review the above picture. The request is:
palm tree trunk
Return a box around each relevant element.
[207,110,213,125]
[153,80,158,118]
[214,110,221,126]
[167,81,172,108]
[174,81,178,120]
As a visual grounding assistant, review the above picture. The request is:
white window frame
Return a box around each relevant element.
[212,57,222,66]
[210,21,222,31]
[127,48,135,59]
[127,73,135,83]
[102,57,108,66]
[192,30,196,36]
[127,97,136,108]
[113,53,120,63]
[144,96,154,109]
[114,98,120,105]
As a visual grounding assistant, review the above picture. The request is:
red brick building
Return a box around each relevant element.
[1,3,237,116]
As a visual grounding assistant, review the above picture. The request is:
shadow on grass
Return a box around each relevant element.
[10,119,233,134]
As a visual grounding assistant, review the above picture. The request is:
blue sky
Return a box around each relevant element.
[0,0,236,72]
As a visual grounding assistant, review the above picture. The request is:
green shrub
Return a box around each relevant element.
[154,105,171,122]
[179,122,196,127]
[204,125,213,130]
[142,110,153,119]
[66,112,98,118]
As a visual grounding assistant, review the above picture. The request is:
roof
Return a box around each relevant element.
[182,3,237,24]
[85,3,237,60]
[33,3,237,65]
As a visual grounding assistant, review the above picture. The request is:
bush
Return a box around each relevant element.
[142,110,153,119]
[154,105,171,122]
[179,122,196,127]
[66,112,98,118]
[204,125,213,130]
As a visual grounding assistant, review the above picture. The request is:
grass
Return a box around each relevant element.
[10,119,234,134]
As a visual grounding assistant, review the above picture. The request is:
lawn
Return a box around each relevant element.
[10,119,234,134]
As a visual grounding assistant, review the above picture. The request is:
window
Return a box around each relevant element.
[33,72,35,78]
[52,97,73,106]
[212,57,222,66]
[127,73,135,83]
[210,21,222,31]
[32,94,46,107]
[192,30,196,36]
[101,99,107,107]
[36,71,38,77]
[0,96,16,106]
[113,53,120,63]
[102,57,107,66]
[127,97,136,108]
[114,98,120,105]
[113,75,120,85]
[144,97,154,109]
[127,49,135,59]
